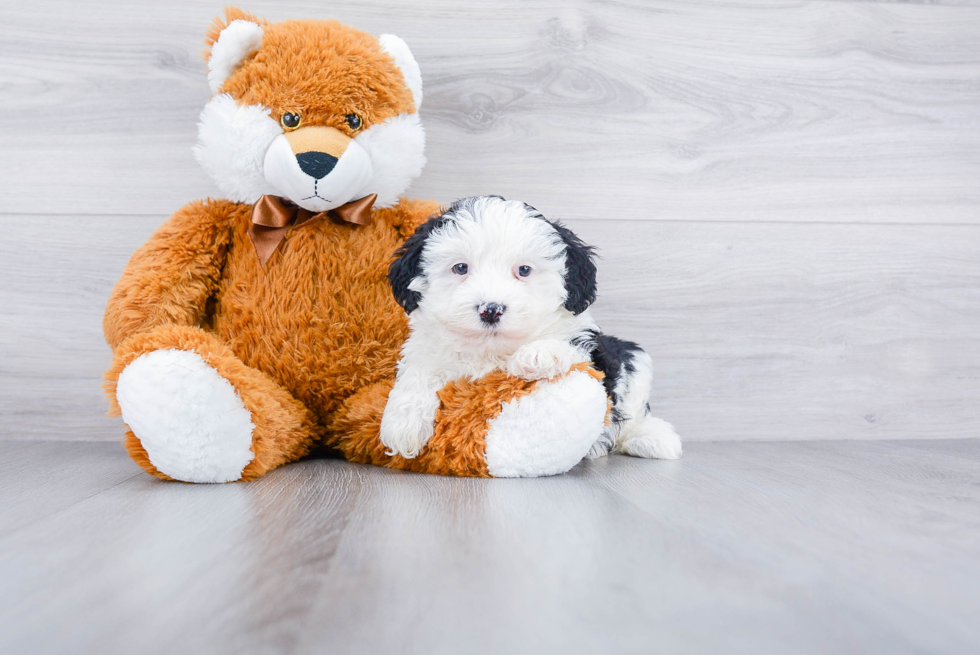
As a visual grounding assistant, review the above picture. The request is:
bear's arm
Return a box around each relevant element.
[374,197,443,240]
[103,199,239,350]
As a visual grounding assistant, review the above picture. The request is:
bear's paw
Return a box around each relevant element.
[116,349,255,483]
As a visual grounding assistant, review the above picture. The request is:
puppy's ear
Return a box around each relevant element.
[550,221,598,315]
[389,215,447,313]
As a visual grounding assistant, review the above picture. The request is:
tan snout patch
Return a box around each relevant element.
[284,126,351,158]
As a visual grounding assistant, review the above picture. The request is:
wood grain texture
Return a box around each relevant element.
[1,439,979,654]
[0,441,140,538]
[0,215,158,440]
[1,0,978,221]
[2,214,979,442]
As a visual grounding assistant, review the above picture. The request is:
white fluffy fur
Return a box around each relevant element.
[381,196,682,467]
[116,350,256,483]
[506,338,582,380]
[208,20,263,94]
[379,34,423,110]
[354,113,426,208]
[193,94,282,203]
[485,369,608,477]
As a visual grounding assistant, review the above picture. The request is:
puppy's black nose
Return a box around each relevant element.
[479,302,505,325]
[295,151,338,179]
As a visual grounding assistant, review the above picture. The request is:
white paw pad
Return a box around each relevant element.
[116,349,255,483]
[619,416,683,460]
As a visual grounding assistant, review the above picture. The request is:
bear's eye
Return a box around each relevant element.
[516,265,532,278]
[452,263,469,275]
[345,114,363,131]
[281,112,301,130]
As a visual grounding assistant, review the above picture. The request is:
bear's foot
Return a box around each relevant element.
[116,349,255,483]
[484,367,608,478]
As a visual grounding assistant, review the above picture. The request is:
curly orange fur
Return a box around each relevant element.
[204,7,415,132]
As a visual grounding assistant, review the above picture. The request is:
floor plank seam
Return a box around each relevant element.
[0,470,143,541]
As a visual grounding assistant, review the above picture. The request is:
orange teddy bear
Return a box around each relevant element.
[103,8,610,482]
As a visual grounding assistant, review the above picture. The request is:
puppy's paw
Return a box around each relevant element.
[506,339,580,381]
[585,432,614,460]
[380,395,437,459]
[618,416,683,460]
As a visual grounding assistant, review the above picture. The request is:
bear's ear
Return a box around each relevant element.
[204,8,265,94]
[388,215,447,313]
[549,220,598,315]
[379,34,423,110]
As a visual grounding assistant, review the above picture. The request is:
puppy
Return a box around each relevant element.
[381,195,682,462]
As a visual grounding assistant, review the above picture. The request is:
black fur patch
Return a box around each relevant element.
[573,330,640,411]
[388,214,450,313]
[520,202,598,315]
[390,197,508,312]
[551,221,598,314]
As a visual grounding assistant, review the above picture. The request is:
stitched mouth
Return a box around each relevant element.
[301,179,331,203]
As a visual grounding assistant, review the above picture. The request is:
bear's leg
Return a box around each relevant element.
[105,325,319,483]
[329,364,608,478]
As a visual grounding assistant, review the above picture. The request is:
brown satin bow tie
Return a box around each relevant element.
[248,193,377,266]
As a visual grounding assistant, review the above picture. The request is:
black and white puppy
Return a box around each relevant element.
[382,195,682,461]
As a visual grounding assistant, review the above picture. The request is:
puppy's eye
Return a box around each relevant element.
[452,263,469,275]
[516,265,532,278]
[345,114,363,131]
[281,112,301,130]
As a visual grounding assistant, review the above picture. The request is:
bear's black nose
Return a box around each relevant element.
[295,151,338,179]
[479,302,505,325]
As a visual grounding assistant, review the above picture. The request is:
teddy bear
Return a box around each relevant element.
[102,8,610,482]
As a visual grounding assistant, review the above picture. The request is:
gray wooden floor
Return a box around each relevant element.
[2,439,978,654]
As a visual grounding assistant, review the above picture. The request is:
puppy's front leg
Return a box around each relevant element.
[380,371,445,459]
[506,339,585,381]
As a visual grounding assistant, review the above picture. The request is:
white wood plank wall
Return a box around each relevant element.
[1,0,978,442]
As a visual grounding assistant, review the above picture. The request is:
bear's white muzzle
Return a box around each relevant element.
[263,129,373,213]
